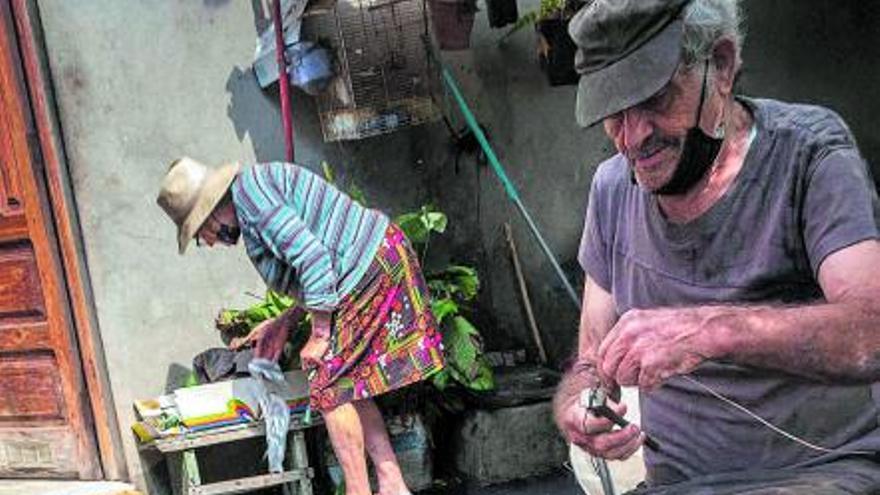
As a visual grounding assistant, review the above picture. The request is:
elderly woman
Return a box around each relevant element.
[157,157,444,495]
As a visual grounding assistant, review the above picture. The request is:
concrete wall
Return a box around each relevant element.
[34,0,880,491]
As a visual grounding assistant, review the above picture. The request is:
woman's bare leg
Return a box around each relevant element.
[323,402,372,495]
[354,399,410,495]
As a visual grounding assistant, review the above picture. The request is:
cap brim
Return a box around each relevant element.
[575,19,684,128]
[177,162,241,254]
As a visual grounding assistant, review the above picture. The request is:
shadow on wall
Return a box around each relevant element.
[165,362,193,394]
[226,66,289,163]
[203,0,233,8]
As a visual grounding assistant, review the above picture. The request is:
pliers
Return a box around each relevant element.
[581,387,661,452]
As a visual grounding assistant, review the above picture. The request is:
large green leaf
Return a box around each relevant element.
[428,265,479,302]
[431,298,459,325]
[424,211,448,234]
[440,316,494,391]
[444,266,479,301]
[395,206,447,244]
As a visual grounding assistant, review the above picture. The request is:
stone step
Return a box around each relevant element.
[0,481,140,495]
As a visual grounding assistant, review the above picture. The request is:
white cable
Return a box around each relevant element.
[681,375,875,457]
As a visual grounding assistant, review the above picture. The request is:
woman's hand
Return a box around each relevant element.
[301,311,332,371]
[229,317,274,350]
[300,334,330,371]
[229,311,294,362]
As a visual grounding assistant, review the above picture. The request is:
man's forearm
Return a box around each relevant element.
[709,300,880,382]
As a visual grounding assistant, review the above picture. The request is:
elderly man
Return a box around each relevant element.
[554,0,880,493]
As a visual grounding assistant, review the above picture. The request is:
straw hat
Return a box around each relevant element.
[156,157,241,254]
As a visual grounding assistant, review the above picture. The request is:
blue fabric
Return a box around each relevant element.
[232,162,389,311]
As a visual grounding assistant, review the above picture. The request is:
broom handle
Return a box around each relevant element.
[441,67,580,308]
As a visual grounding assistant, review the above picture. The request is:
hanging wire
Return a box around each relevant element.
[680,375,876,457]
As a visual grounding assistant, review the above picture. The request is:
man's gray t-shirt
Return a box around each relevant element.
[579,97,880,486]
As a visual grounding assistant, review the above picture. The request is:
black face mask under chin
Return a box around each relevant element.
[653,60,724,196]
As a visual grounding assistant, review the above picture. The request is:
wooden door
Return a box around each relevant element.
[0,0,101,479]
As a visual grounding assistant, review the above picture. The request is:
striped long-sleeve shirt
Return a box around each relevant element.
[230,162,389,311]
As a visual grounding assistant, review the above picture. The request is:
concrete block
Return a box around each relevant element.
[452,400,568,485]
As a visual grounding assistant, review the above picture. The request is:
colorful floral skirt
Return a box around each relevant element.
[309,224,445,411]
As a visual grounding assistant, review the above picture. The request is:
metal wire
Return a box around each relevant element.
[680,375,876,457]
[303,0,441,141]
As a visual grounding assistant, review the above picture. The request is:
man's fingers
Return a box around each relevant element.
[602,427,643,460]
[599,336,631,386]
[581,413,616,435]
[580,424,641,457]
[607,400,627,418]
[614,352,642,387]
[597,315,626,361]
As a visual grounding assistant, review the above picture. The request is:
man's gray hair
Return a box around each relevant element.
[680,0,744,67]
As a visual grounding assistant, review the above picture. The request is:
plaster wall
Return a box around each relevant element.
[33,0,880,491]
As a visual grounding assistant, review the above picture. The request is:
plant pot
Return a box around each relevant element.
[429,0,477,51]
[487,0,518,28]
[537,18,579,86]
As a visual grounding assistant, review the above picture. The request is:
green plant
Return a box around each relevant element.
[321,162,494,393]
[216,290,298,336]
[216,290,311,369]
[393,214,495,393]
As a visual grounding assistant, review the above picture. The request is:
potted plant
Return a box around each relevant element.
[486,0,518,29]
[503,0,584,86]
[428,0,479,51]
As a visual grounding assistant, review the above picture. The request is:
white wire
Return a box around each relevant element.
[681,375,875,457]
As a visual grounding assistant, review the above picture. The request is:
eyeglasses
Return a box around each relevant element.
[194,211,239,247]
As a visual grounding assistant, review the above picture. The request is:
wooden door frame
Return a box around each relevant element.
[7,0,126,480]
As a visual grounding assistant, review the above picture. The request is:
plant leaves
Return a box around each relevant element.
[424,211,447,234]
[429,265,479,302]
[347,184,367,206]
[321,161,336,184]
[431,369,450,390]
[431,298,459,325]
[439,316,494,391]
[394,205,447,244]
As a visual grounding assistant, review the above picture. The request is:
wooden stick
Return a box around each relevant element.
[504,223,548,365]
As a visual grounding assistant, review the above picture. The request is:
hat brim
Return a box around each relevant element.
[176,162,241,254]
[575,19,684,128]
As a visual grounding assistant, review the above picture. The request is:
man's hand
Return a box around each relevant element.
[597,307,720,390]
[559,394,644,460]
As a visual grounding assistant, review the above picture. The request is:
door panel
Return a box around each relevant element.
[0,0,101,479]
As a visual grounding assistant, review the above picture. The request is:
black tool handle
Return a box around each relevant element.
[594,405,661,452]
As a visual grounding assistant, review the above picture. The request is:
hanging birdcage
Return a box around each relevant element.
[302,0,442,142]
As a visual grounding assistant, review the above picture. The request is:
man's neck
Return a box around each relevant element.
[657,99,754,224]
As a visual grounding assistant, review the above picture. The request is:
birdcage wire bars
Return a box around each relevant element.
[303,0,442,141]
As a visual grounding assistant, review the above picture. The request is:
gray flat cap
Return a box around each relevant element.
[569,0,691,127]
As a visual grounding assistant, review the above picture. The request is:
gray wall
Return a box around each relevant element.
[34,0,879,491]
